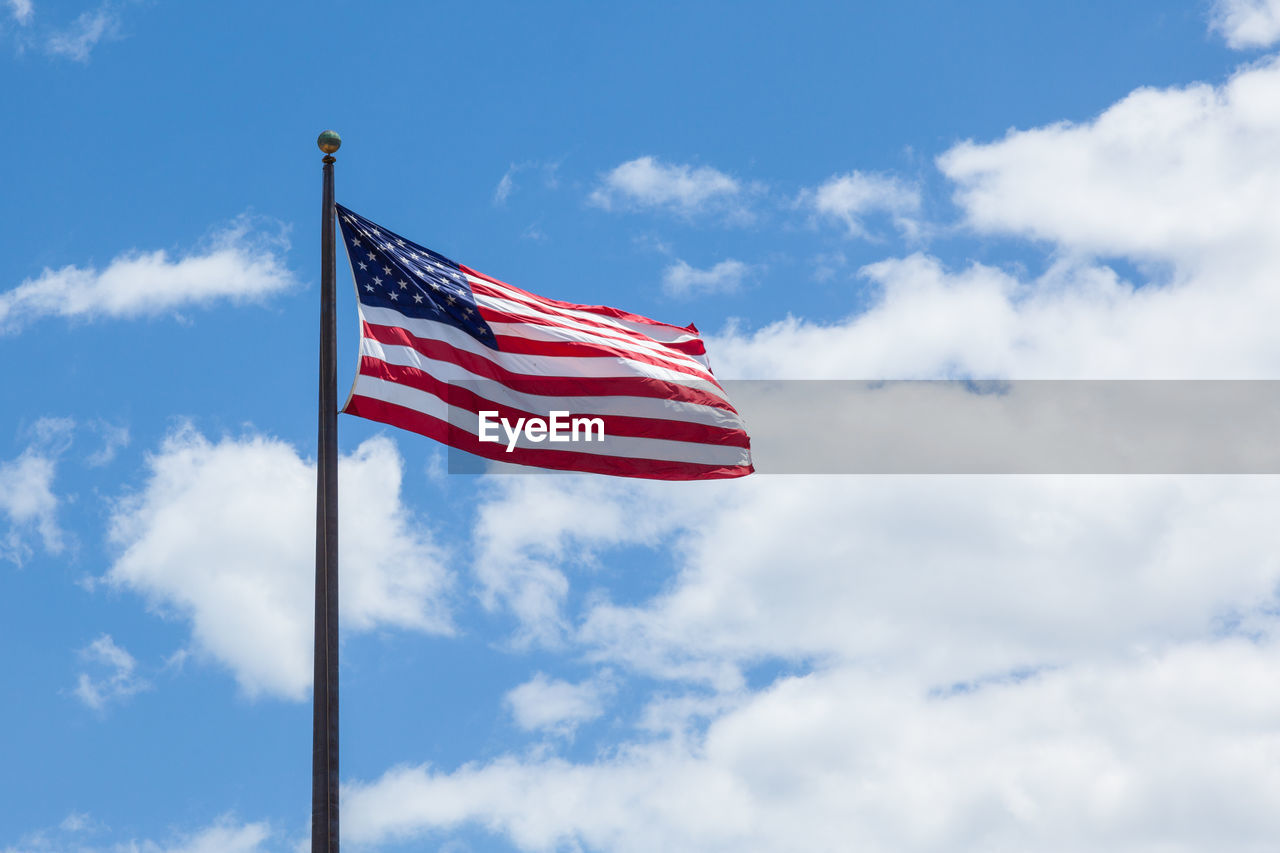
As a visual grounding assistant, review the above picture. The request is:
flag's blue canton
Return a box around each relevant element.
[335,203,498,349]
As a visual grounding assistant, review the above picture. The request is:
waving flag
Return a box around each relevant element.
[335,204,752,480]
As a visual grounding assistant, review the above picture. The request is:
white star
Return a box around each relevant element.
[364,284,374,292]
[382,265,392,275]
[428,280,441,290]
[389,292,398,300]
[396,238,405,246]
[357,261,367,270]
[373,276,383,285]
[350,237,361,247]
[366,251,376,261]
[398,280,408,289]
[413,293,424,303]
[446,294,457,305]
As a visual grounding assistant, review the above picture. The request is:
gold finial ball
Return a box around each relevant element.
[317,130,342,154]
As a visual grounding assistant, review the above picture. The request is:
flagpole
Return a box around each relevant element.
[313,129,342,853]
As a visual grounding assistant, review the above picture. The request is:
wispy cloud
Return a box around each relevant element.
[662,258,754,297]
[72,634,148,710]
[85,420,129,467]
[494,166,518,205]
[1211,0,1280,48]
[2,813,272,853]
[0,417,72,566]
[493,160,561,206]
[7,0,32,26]
[45,3,119,62]
[802,170,922,239]
[589,156,745,218]
[0,215,297,334]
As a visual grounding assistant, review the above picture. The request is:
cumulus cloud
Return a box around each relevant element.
[467,474,1280,689]
[0,215,297,334]
[44,3,118,62]
[1211,0,1280,48]
[470,476,691,646]
[106,426,453,699]
[802,170,921,239]
[504,672,612,735]
[0,418,72,566]
[661,258,753,297]
[939,56,1280,275]
[72,634,148,710]
[589,156,744,218]
[335,53,1280,852]
[7,0,32,26]
[346,638,1280,853]
[705,253,1280,380]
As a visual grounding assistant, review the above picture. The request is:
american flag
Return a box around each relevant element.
[336,204,753,480]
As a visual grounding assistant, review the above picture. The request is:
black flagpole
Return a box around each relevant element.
[313,129,341,853]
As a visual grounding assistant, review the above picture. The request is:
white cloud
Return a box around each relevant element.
[1211,0,1280,48]
[86,421,129,467]
[505,672,611,735]
[0,215,297,334]
[678,58,1280,384]
[149,819,272,853]
[589,156,743,217]
[494,170,516,205]
[106,426,453,700]
[0,417,71,566]
[470,476,691,646]
[410,53,1280,842]
[464,473,1280,693]
[44,3,118,62]
[661,259,753,297]
[72,634,148,710]
[2,814,271,853]
[7,0,32,26]
[939,56,1280,276]
[345,637,1280,852]
[494,160,561,206]
[803,170,922,239]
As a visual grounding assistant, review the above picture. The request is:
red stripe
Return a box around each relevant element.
[363,322,737,412]
[358,357,751,449]
[470,279,708,357]
[344,395,754,481]
[461,264,699,337]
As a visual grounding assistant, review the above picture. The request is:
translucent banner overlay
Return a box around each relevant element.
[446,380,1280,475]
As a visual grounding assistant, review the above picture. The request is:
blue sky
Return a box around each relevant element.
[8,1,1280,851]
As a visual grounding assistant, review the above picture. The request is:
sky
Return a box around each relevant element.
[7,0,1280,850]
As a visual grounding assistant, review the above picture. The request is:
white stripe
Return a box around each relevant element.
[360,305,728,393]
[363,340,745,429]
[482,312,713,380]
[473,289,712,372]
[352,376,751,467]
[466,273,702,345]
